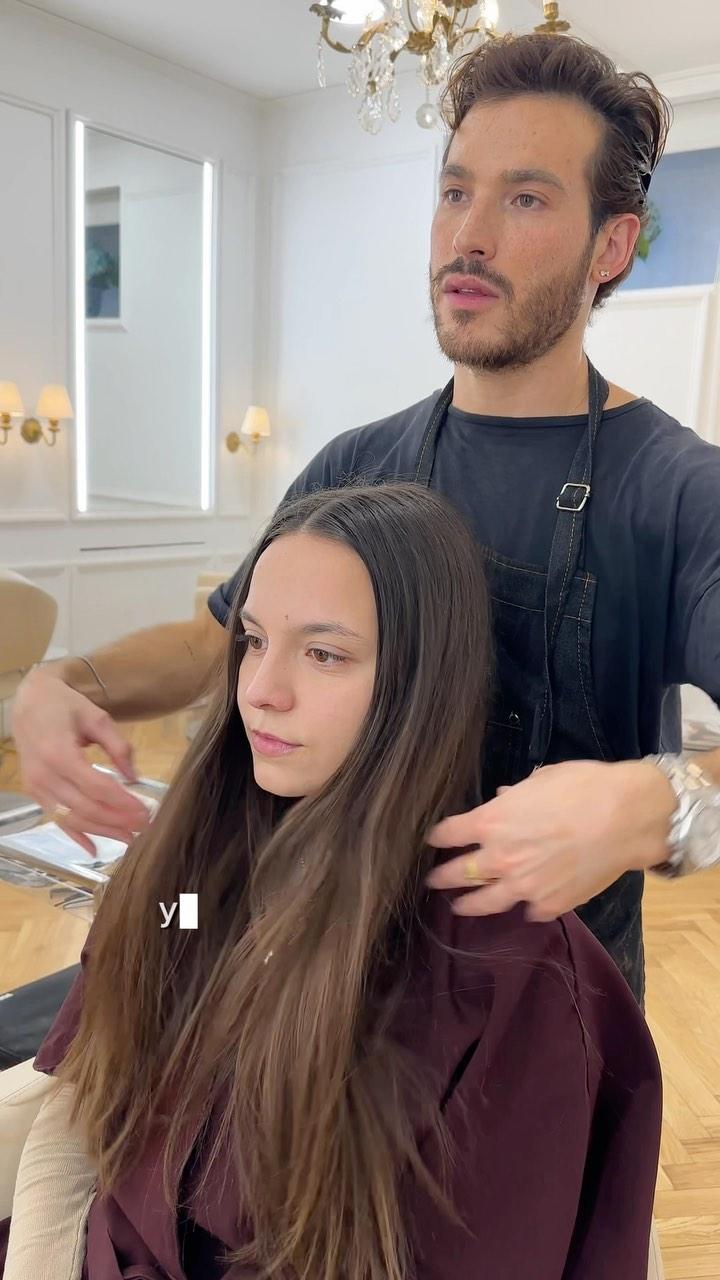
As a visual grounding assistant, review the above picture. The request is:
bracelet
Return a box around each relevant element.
[75,655,110,704]
[646,752,720,877]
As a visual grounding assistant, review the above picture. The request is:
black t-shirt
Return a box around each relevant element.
[209,388,720,761]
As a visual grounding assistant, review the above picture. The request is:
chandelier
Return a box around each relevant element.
[310,1,570,134]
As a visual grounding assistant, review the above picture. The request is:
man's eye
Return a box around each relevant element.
[443,188,465,204]
[514,193,543,209]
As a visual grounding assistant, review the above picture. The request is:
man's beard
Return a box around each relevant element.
[430,238,595,373]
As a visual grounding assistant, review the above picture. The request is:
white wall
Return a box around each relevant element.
[0,0,262,654]
[254,72,449,512]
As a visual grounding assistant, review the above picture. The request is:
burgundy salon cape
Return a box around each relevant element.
[0,890,662,1279]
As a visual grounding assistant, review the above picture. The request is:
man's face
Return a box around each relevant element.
[430,94,603,372]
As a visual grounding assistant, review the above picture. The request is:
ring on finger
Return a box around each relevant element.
[51,803,72,822]
[464,853,490,885]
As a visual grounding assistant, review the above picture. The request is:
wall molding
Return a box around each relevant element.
[0,87,71,521]
[657,64,720,104]
[0,508,69,524]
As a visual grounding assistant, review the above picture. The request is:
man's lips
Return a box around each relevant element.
[442,274,500,309]
[250,729,301,758]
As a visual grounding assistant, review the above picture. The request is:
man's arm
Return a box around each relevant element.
[32,608,228,721]
[11,608,228,852]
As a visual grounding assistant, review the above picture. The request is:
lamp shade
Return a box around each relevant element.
[35,384,74,422]
[241,405,271,440]
[0,382,25,417]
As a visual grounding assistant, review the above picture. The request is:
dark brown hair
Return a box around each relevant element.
[441,32,673,307]
[51,483,493,1280]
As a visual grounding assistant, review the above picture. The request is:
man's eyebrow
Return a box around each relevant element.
[239,609,364,642]
[440,162,474,183]
[440,162,566,194]
[502,167,566,193]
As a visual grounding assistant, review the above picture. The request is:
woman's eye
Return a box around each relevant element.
[245,634,264,651]
[309,648,345,666]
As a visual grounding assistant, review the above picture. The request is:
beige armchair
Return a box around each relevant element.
[0,1057,53,1220]
[0,570,58,705]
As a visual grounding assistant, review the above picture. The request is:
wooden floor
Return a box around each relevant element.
[1,718,719,1278]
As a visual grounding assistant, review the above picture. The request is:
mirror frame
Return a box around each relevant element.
[69,115,218,517]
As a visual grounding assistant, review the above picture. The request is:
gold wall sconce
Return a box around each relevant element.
[0,382,74,447]
[226,405,271,455]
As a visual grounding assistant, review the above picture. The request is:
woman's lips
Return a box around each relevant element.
[250,730,301,758]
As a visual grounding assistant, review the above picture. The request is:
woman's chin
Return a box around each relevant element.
[252,760,309,799]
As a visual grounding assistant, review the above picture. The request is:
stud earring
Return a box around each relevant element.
[599,270,611,279]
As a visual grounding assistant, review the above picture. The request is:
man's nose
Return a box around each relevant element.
[452,198,497,260]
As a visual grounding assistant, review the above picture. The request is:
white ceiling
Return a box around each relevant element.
[17,0,720,100]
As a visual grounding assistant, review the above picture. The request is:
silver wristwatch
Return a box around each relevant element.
[646,752,720,877]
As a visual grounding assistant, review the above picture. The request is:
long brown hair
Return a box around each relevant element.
[52,483,493,1280]
[441,32,672,308]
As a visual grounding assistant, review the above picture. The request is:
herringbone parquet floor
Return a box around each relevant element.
[1,718,719,1277]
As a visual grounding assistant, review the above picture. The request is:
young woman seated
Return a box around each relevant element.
[1,483,662,1280]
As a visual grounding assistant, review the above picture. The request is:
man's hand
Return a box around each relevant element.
[425,760,677,922]
[11,669,151,854]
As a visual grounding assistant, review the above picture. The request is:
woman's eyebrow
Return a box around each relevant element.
[240,609,364,642]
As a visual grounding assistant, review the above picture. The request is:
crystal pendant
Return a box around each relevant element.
[387,83,401,123]
[316,36,327,90]
[418,52,435,88]
[387,17,409,53]
[359,88,383,134]
[416,98,440,129]
[429,28,450,80]
[347,46,370,98]
[412,0,437,32]
[375,40,395,90]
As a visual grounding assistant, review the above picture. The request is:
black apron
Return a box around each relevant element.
[414,355,645,1004]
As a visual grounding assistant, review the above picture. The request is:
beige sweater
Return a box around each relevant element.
[4,1081,97,1280]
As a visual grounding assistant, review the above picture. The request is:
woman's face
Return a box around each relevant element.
[237,532,378,797]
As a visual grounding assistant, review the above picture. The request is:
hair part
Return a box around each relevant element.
[440,32,672,308]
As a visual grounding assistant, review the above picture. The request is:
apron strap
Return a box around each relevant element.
[414,379,454,485]
[529,356,609,767]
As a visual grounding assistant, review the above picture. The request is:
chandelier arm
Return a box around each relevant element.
[314,13,356,55]
[406,3,421,34]
[452,19,485,42]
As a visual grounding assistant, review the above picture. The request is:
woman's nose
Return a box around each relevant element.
[245,655,295,712]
